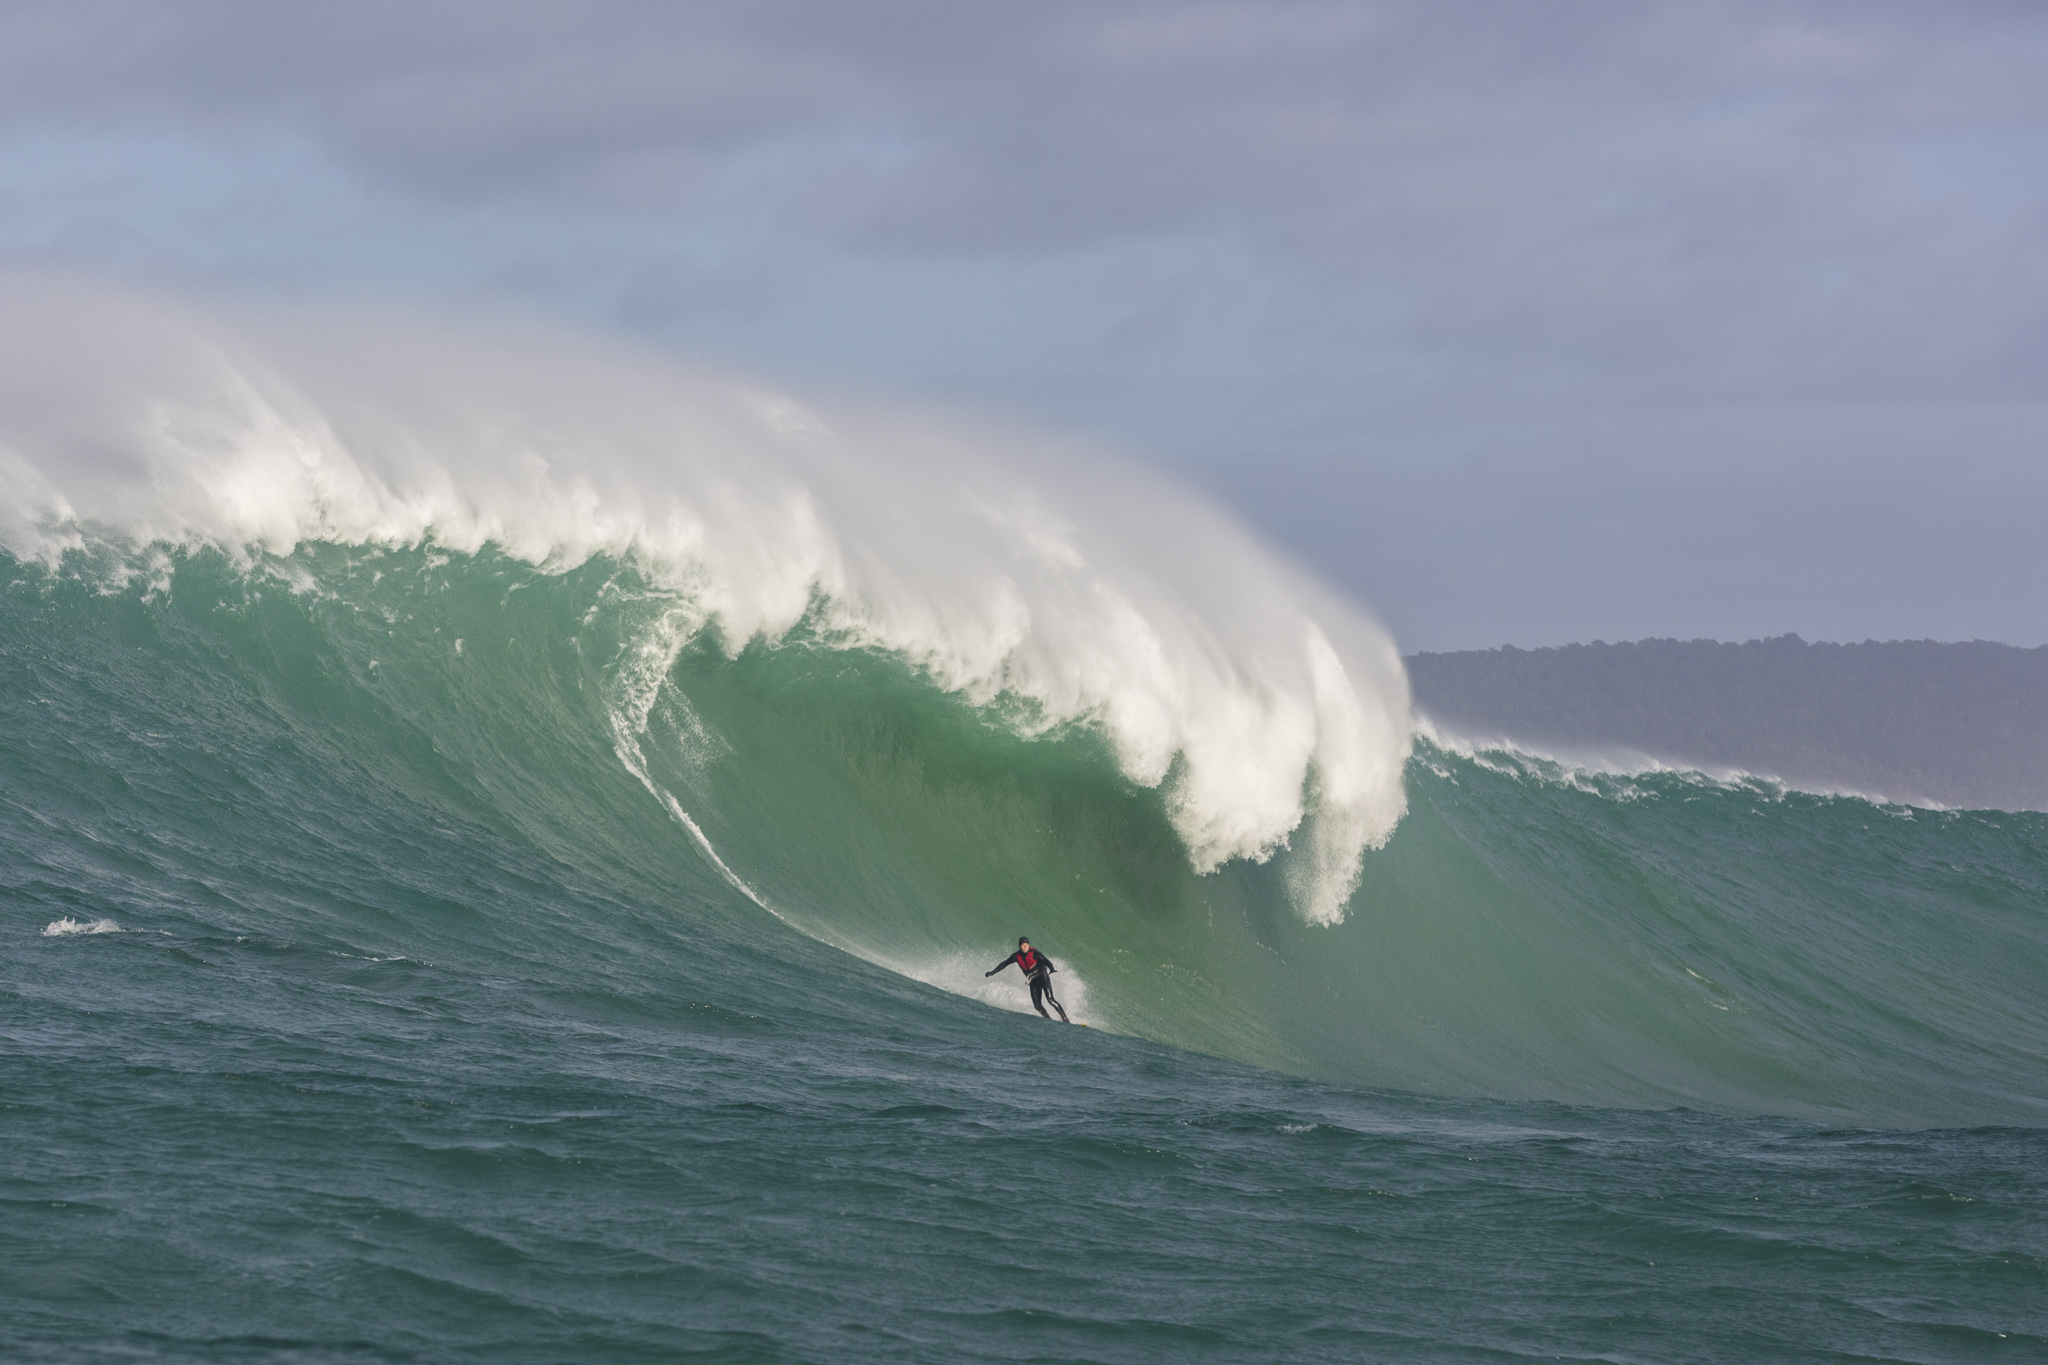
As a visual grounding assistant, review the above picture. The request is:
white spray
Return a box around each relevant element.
[0,274,1412,926]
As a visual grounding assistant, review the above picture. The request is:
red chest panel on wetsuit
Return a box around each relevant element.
[1019,950,1041,973]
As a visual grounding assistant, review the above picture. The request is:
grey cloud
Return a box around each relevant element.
[3,1,2041,406]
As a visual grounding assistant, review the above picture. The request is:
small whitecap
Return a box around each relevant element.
[43,917,123,937]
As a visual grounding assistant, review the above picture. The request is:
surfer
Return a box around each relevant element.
[986,937,1070,1022]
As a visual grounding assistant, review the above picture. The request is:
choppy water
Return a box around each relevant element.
[4,544,2045,1363]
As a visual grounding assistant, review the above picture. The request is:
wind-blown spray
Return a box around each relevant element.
[0,275,1413,935]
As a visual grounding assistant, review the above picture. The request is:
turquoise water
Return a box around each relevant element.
[5,544,2046,1362]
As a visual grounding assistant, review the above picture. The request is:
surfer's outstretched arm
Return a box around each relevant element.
[985,953,1019,978]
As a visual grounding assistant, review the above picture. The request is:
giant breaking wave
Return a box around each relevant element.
[0,275,1412,932]
[8,277,2048,1129]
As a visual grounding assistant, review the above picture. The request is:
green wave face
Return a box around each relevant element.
[654,600,2048,1128]
[13,543,2043,1129]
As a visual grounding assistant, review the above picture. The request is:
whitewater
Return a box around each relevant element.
[3,281,2044,1362]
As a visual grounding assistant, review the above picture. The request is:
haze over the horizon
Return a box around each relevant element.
[1,1,2042,651]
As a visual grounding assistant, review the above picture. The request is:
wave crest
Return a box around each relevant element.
[0,274,1410,922]
[43,917,124,936]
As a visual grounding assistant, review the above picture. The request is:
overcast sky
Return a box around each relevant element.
[1,0,2043,650]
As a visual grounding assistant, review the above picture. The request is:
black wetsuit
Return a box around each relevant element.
[986,948,1069,1022]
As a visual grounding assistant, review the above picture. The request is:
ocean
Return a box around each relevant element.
[2,300,2045,1361]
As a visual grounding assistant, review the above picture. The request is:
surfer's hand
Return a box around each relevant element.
[984,969,995,977]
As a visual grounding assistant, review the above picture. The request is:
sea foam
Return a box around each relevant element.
[42,917,124,936]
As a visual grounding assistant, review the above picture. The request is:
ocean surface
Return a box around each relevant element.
[3,297,2046,1362]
